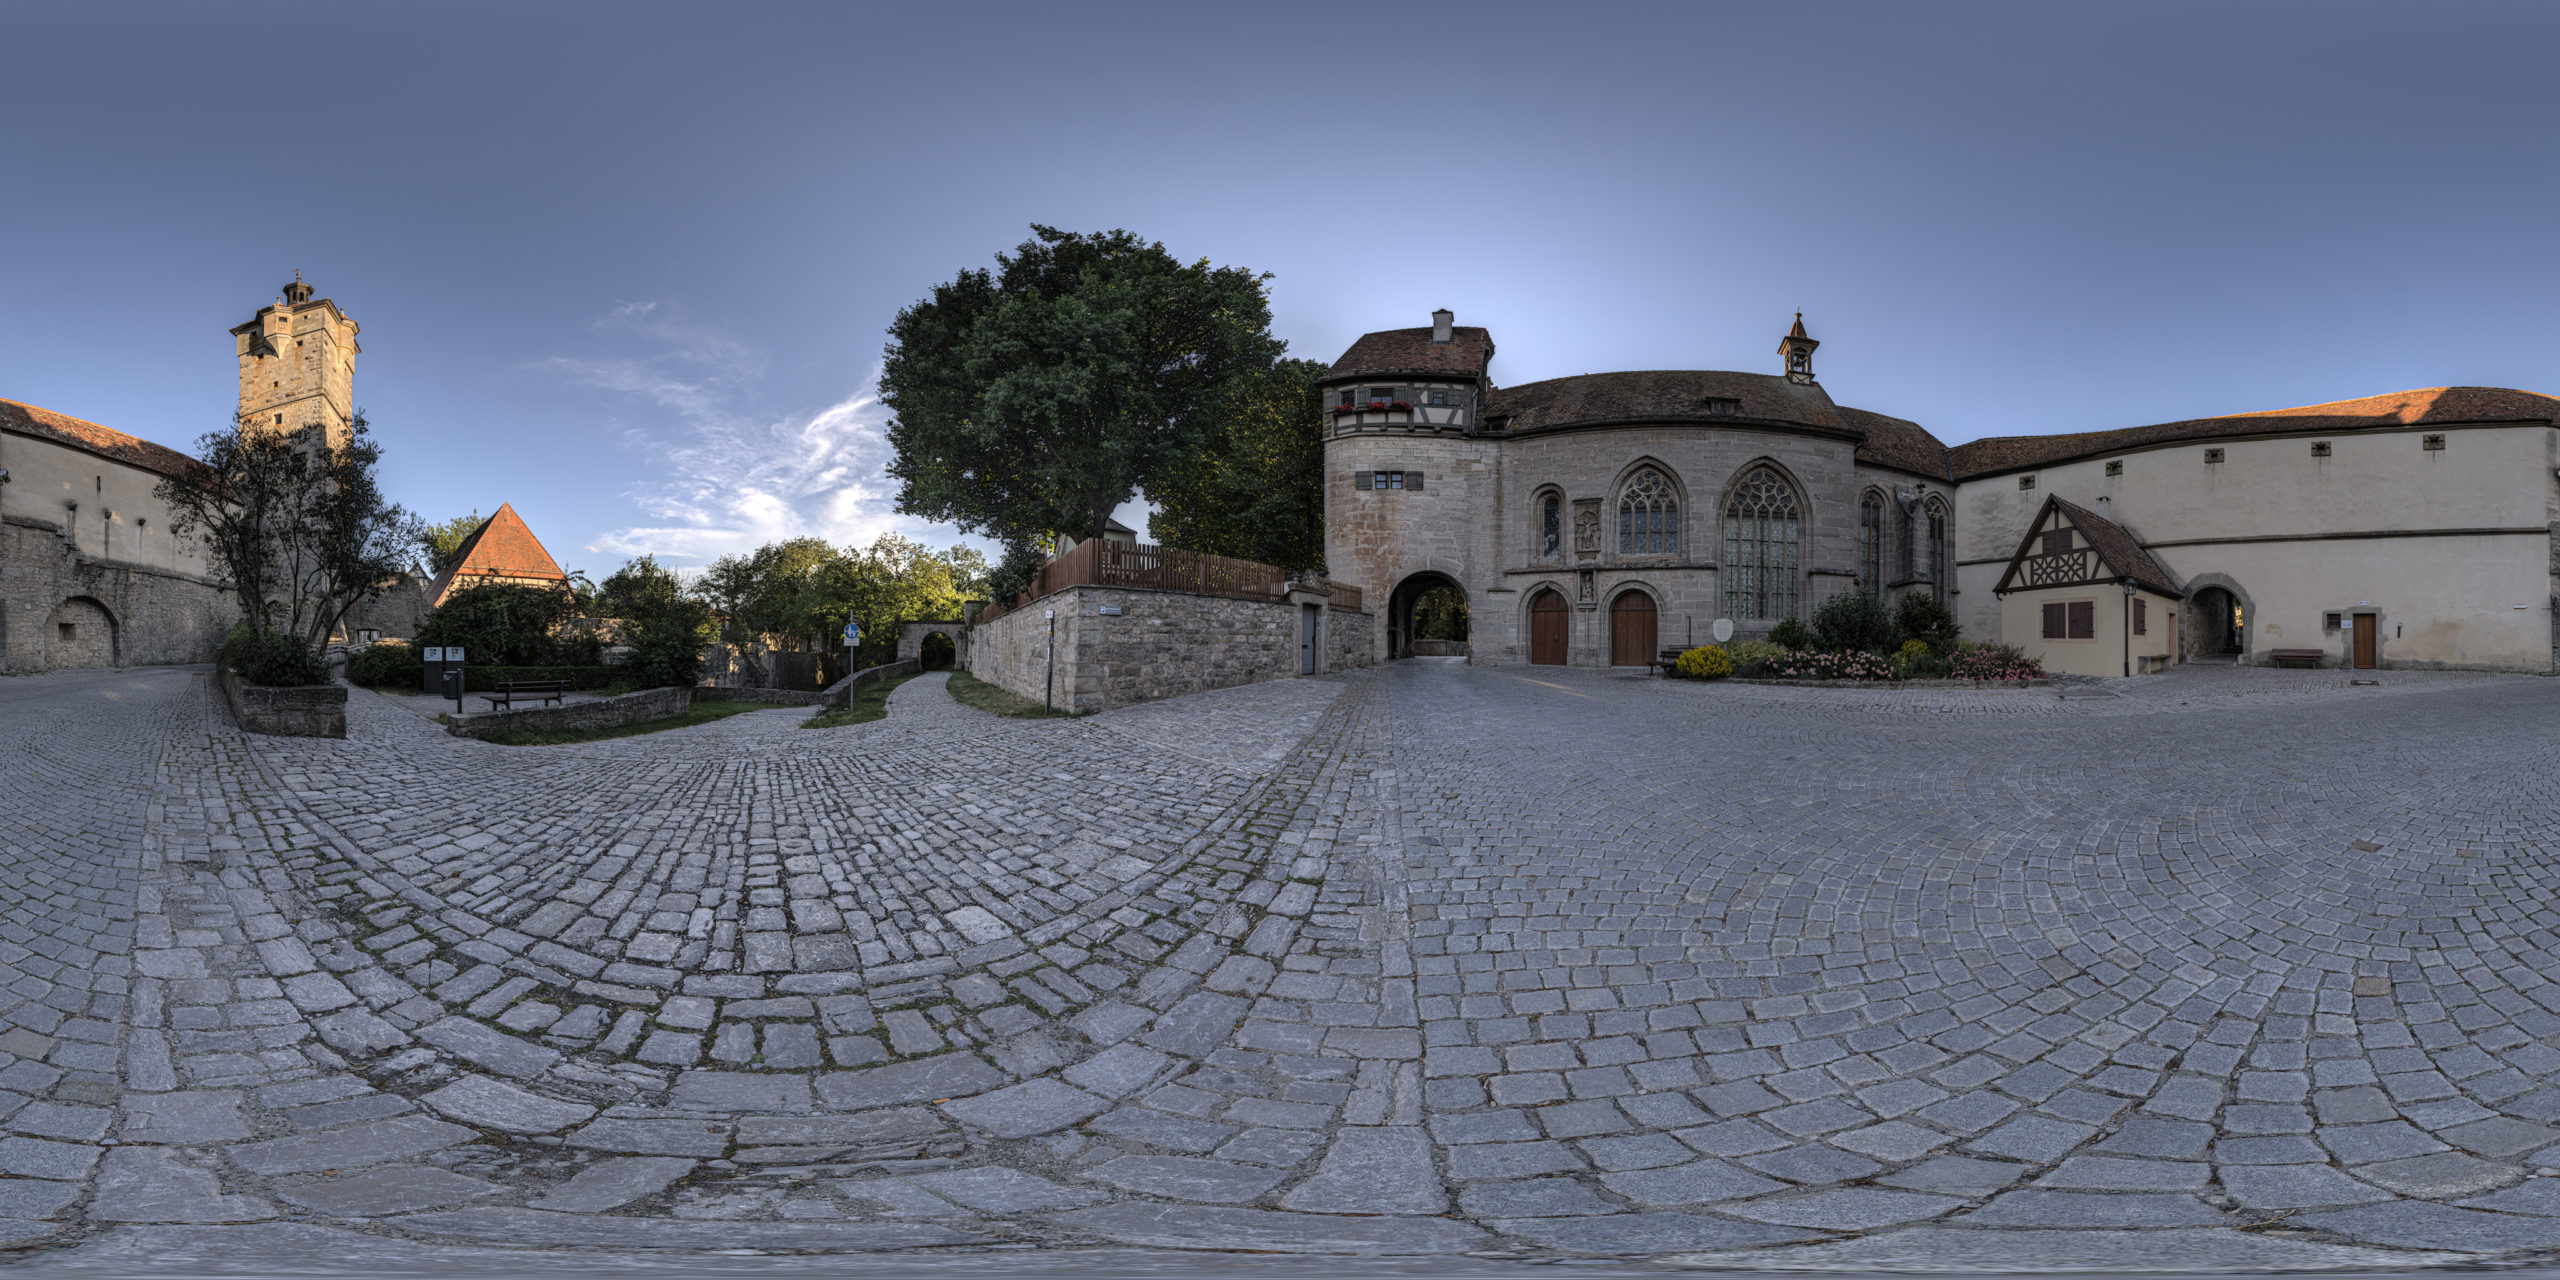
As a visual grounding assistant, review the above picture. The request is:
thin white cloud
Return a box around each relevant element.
[538,302,977,568]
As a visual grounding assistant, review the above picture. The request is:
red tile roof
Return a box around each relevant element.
[1835,406,1954,482]
[2000,495,2183,598]
[1326,327,1496,382]
[427,502,568,603]
[0,397,205,480]
[1950,387,2560,480]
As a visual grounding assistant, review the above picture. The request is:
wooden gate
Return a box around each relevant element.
[1609,592,1657,667]
[1530,591,1568,665]
[2353,613,2377,669]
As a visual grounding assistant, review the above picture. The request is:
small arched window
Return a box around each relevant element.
[1723,466,1803,621]
[1540,494,1562,559]
[1859,491,1885,592]
[1618,469,1678,556]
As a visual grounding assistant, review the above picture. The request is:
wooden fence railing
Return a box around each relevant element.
[978,539,1346,625]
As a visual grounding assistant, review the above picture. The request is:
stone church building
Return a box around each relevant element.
[1324,311,2560,674]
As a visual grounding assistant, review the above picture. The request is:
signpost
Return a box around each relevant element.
[843,621,861,684]
[424,646,467,711]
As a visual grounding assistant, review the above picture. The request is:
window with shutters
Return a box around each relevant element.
[2068,600,2096,639]
[1617,468,1678,556]
[2042,602,2066,639]
[1722,465,1802,620]
[2134,598,2147,635]
[2041,528,2072,557]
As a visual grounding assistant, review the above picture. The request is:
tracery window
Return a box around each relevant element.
[1539,493,1562,559]
[1617,469,1678,556]
[1859,491,1884,593]
[1925,501,1950,601]
[1896,499,1916,581]
[1723,466,1802,620]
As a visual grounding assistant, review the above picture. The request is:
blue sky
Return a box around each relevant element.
[4,2,2557,580]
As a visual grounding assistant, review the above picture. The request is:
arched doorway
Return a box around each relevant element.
[2190,586,2245,659]
[1609,590,1657,667]
[918,631,955,670]
[1387,573,1468,659]
[43,598,117,670]
[1529,589,1569,665]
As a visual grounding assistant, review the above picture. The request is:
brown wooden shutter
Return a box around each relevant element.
[1355,472,1372,490]
[2068,600,2096,639]
[2133,598,2146,635]
[1406,471,1424,492]
[2042,528,2072,557]
[2043,602,2065,639]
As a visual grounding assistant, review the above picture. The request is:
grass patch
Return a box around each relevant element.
[946,669,1078,718]
[478,700,767,746]
[802,672,922,729]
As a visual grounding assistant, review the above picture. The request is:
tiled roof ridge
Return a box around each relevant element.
[1950,386,2560,479]
[426,501,568,602]
[0,396,206,480]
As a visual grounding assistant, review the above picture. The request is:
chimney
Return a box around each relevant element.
[2094,495,2112,520]
[1431,309,1454,345]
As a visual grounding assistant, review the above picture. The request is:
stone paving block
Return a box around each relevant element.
[0,1136,104,1180]
[816,1054,1006,1111]
[1281,1126,1445,1213]
[118,1090,248,1145]
[527,1156,698,1213]
[1141,993,1249,1057]
[1965,1114,2097,1162]
[1446,1140,1589,1181]
[940,1078,1107,1139]
[414,1017,558,1080]
[8,1101,110,1142]
[564,1117,732,1158]
[1962,1189,2231,1227]
[1597,1158,1784,1205]
[2295,1200,2560,1251]
[1082,1154,1286,1203]
[1085,1105,1236,1153]
[0,1179,83,1220]
[2218,1163,2392,1209]
[1663,1226,2469,1274]
[90,1147,276,1223]
[908,1166,1108,1212]
[2357,1150,2521,1197]
[1049,1203,1488,1254]
[1063,1044,1174,1099]
[273,1166,502,1217]
[228,1114,475,1176]
[1724,1187,1963,1230]
[1458,1178,1624,1218]
[668,1071,814,1113]
[1496,1211,1825,1254]
[419,1074,598,1134]
[394,1207,979,1250]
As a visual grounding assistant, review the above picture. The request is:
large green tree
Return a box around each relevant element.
[881,225,1286,597]
[417,510,483,577]
[595,555,712,688]
[1147,356,1327,572]
[697,535,986,667]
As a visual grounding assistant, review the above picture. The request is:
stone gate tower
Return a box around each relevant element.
[230,273,361,449]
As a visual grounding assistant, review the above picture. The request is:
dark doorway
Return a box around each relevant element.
[2353,613,2377,669]
[919,631,955,670]
[1609,591,1657,667]
[1387,573,1468,659]
[1530,590,1568,665]
[2192,586,2245,657]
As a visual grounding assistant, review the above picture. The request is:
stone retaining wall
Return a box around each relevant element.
[821,658,921,709]
[3,516,234,673]
[444,686,691,740]
[969,585,1375,714]
[218,667,347,738]
[692,685,828,707]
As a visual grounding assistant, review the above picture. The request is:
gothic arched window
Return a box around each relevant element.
[1540,493,1562,559]
[1723,467,1803,620]
[1859,491,1885,593]
[1617,469,1678,556]
[1926,500,1950,601]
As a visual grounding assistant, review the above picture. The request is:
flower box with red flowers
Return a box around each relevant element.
[1330,400,1415,417]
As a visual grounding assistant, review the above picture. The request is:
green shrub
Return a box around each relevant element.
[346,640,422,689]
[1766,618,1808,650]
[222,626,330,687]
[1810,591,1897,654]
[1724,639,1785,677]
[1893,591,1960,649]
[416,583,583,666]
[1674,645,1733,679]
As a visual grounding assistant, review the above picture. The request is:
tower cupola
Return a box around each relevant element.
[1779,312,1819,385]
[283,270,314,305]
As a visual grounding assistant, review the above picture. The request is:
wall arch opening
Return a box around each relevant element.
[43,597,118,670]
[1388,572,1468,659]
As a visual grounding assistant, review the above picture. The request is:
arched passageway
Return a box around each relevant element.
[1387,573,1468,659]
[918,631,955,670]
[2190,585,2246,660]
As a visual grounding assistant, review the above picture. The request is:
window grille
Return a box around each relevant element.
[2423,434,2446,451]
[2105,460,2123,476]
[1617,469,1678,555]
[1540,495,1561,559]
[1859,492,1884,590]
[2019,475,2036,490]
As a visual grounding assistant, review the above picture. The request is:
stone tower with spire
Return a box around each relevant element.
[231,273,361,450]
[1779,311,1819,385]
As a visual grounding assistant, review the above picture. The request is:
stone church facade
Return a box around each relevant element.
[1323,311,2560,673]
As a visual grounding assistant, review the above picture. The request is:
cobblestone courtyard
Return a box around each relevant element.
[4,659,2560,1274]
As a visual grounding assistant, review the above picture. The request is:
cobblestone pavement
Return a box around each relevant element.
[5,659,2560,1274]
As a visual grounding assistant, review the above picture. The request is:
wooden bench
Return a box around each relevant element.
[2267,648,2325,669]
[482,680,568,709]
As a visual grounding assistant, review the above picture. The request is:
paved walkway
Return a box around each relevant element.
[2,660,2559,1274]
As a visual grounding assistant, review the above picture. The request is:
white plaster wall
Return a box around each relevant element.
[0,430,209,575]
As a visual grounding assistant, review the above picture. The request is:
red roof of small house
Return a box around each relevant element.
[0,396,205,479]
[1326,327,1497,382]
[427,502,568,602]
[1995,494,2183,599]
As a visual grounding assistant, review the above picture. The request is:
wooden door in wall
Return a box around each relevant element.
[1530,591,1568,665]
[1609,592,1657,667]
[2353,614,2377,668]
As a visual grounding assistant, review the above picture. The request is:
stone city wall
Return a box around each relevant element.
[3,516,234,674]
[970,585,1374,714]
[444,685,692,740]
[218,665,347,738]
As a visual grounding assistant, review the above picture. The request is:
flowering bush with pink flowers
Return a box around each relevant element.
[1948,642,2044,683]
[1766,648,1898,681]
